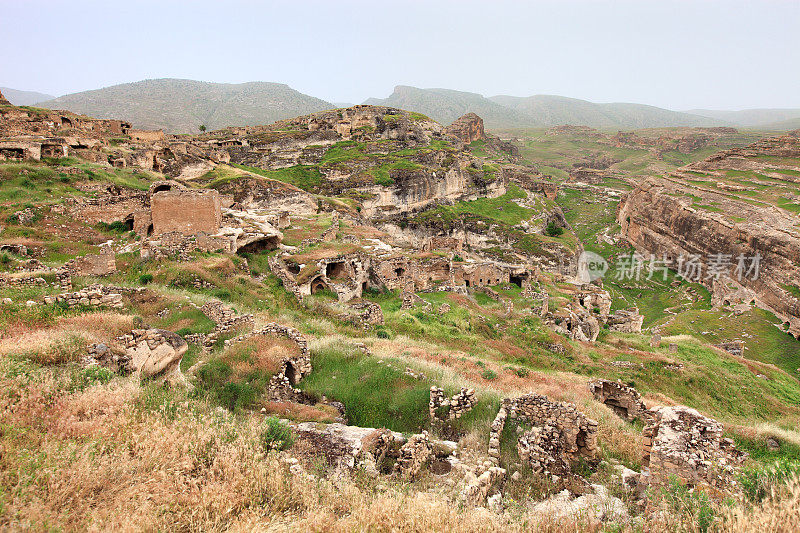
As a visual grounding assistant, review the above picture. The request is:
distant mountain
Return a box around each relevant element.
[1,87,56,106]
[491,94,725,129]
[686,108,800,129]
[365,86,727,129]
[761,116,800,131]
[37,79,334,133]
[365,86,531,129]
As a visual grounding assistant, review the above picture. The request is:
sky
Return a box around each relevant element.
[1,0,798,110]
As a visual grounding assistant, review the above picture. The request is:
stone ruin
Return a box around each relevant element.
[713,341,744,357]
[223,323,312,402]
[150,188,222,236]
[488,393,599,478]
[607,307,644,334]
[348,300,384,326]
[588,379,652,423]
[62,242,117,277]
[642,405,748,493]
[429,386,477,422]
[42,283,137,309]
[517,424,571,477]
[86,328,187,386]
[393,430,432,480]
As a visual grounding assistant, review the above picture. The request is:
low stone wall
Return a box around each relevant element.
[202,313,256,351]
[0,274,47,288]
[224,323,312,402]
[43,283,141,309]
[429,386,477,422]
[200,300,235,324]
[349,301,384,326]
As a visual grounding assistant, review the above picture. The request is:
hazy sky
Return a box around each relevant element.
[2,0,798,110]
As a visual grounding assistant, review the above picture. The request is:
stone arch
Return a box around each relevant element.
[310,277,330,295]
[284,360,298,385]
[236,235,280,255]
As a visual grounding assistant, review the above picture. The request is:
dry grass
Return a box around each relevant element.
[0,356,796,532]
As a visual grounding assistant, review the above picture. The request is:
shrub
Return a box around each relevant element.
[545,221,564,237]
[260,416,294,451]
[376,328,390,339]
[515,368,529,378]
[139,273,154,285]
[97,221,130,233]
[481,369,497,381]
[661,476,715,532]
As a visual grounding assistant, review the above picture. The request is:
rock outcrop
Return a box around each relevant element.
[446,113,485,144]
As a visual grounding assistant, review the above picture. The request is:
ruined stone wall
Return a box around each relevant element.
[643,406,747,492]
[63,245,116,277]
[488,393,599,467]
[151,189,222,236]
[422,236,464,254]
[42,284,143,309]
[429,386,477,422]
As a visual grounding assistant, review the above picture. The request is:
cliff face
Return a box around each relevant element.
[617,132,800,337]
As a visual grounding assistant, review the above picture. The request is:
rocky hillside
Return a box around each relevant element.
[1,96,800,531]
[37,79,334,133]
[367,86,727,129]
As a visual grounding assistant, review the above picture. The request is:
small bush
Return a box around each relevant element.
[260,416,294,451]
[376,328,390,339]
[545,221,564,237]
[139,273,154,285]
[515,368,529,378]
[481,369,497,381]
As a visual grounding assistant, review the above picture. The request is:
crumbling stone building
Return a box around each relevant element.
[642,406,747,493]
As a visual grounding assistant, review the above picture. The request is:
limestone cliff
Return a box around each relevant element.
[617,131,800,337]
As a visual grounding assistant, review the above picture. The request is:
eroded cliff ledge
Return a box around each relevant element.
[617,131,800,337]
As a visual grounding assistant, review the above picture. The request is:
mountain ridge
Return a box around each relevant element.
[36,78,334,133]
